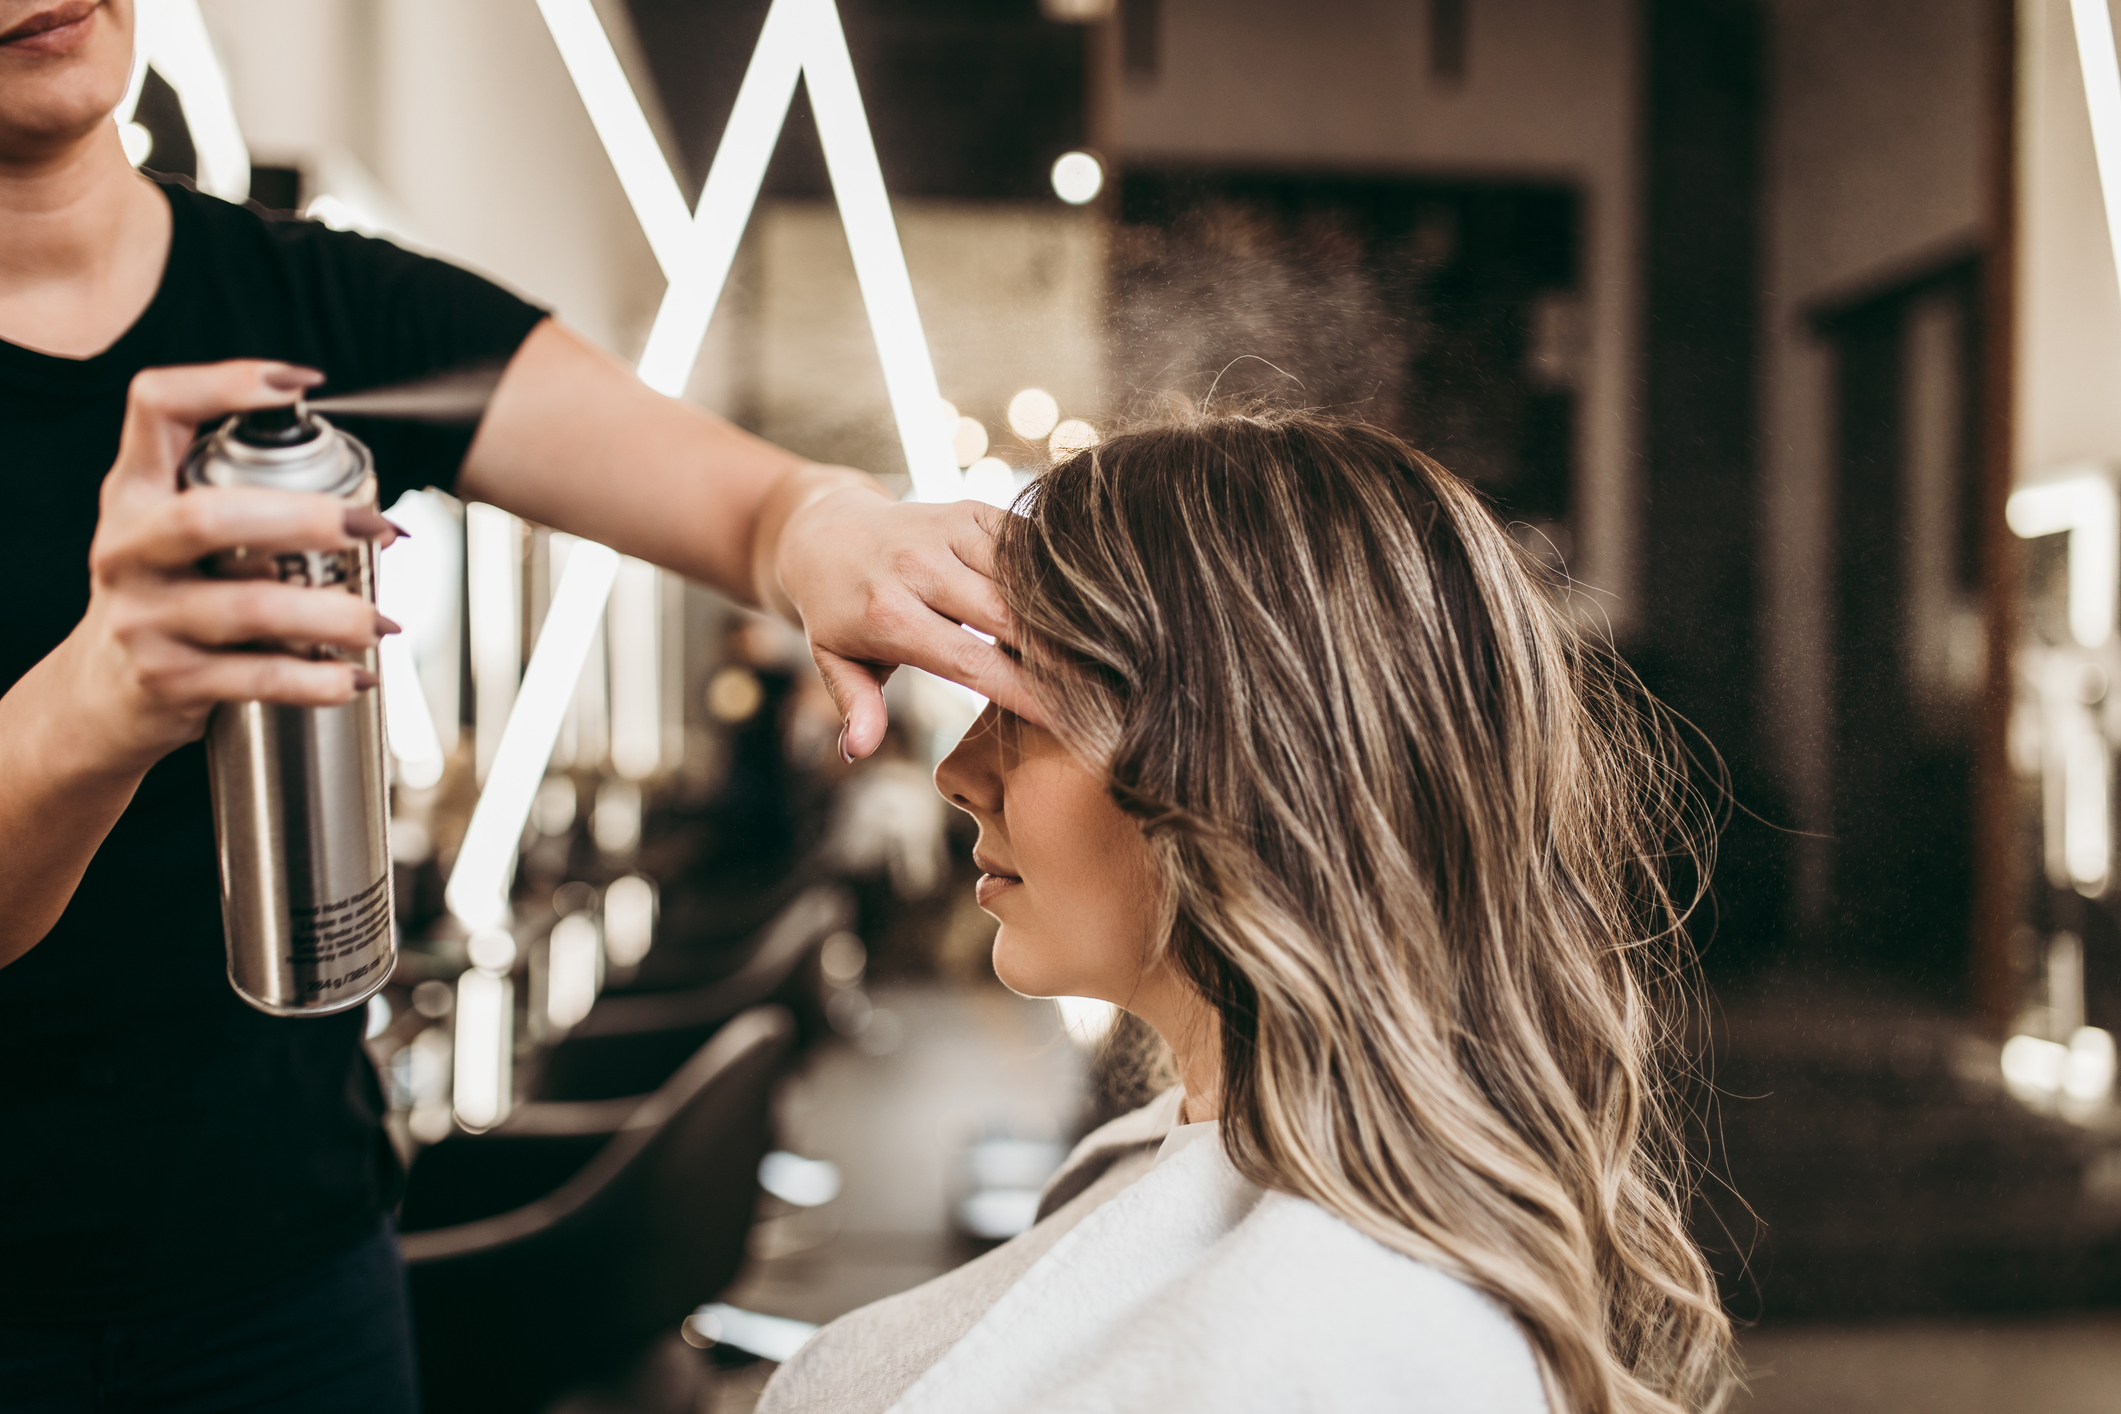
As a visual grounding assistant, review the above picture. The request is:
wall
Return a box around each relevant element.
[1105,0,1644,624]
[1759,0,1988,920]
[193,0,363,163]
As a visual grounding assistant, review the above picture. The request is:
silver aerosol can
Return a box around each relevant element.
[179,405,395,1017]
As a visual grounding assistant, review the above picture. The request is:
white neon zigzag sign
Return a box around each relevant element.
[531,0,957,481]
[445,0,961,926]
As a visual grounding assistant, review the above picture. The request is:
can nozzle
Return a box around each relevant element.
[232,402,321,448]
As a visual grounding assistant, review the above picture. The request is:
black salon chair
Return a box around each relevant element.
[400,1006,793,1414]
[531,884,850,1103]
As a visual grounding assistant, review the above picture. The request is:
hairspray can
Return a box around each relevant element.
[179,405,395,1017]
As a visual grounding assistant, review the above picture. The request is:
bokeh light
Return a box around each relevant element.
[964,457,1019,508]
[1006,388,1062,440]
[952,416,990,468]
[1050,150,1104,205]
[1048,418,1099,460]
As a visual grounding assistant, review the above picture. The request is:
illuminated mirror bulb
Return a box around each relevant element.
[1006,389,1061,441]
[453,968,513,1132]
[593,778,643,855]
[365,993,393,1040]
[468,926,517,973]
[952,416,989,469]
[545,913,602,1030]
[121,121,153,166]
[2065,1026,2117,1102]
[759,1151,842,1207]
[532,775,579,836]
[381,635,445,788]
[604,874,658,968]
[1048,419,1099,460]
[1050,150,1103,205]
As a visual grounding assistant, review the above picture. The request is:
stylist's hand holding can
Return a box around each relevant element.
[71,359,400,769]
[0,359,399,966]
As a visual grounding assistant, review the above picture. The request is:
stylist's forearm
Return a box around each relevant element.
[746,462,886,622]
[0,646,150,966]
[459,319,833,605]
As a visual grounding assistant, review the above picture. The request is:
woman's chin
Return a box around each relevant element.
[988,927,1073,1001]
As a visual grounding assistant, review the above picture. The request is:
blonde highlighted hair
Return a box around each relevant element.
[994,411,1735,1414]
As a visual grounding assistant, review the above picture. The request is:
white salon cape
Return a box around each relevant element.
[756,1089,1550,1414]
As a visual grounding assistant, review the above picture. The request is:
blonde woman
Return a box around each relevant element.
[759,413,1736,1414]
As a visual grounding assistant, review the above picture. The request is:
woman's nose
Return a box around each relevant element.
[935,703,1005,815]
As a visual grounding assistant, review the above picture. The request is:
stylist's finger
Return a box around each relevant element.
[102,486,389,574]
[820,606,1042,754]
[812,650,893,763]
[943,499,1007,580]
[892,620,1043,729]
[171,651,376,710]
[907,553,1016,644]
[151,580,396,653]
[843,501,1040,724]
[106,360,324,499]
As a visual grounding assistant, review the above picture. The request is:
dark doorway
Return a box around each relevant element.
[1815,255,1986,994]
[1635,0,1783,980]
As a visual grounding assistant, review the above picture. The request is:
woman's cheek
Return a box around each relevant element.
[983,756,1160,1002]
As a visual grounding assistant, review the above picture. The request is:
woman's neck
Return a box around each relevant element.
[1175,1055,1221,1126]
[1128,966,1224,1124]
[0,120,170,357]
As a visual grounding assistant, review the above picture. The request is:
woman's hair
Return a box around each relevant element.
[992,410,1735,1414]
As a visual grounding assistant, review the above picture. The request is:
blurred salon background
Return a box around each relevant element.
[125,0,2121,1408]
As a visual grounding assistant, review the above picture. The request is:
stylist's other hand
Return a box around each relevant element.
[55,360,398,775]
[775,482,1040,760]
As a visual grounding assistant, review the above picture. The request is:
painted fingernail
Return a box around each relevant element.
[376,614,404,636]
[263,364,326,391]
[343,508,394,541]
[351,668,380,691]
[839,728,854,766]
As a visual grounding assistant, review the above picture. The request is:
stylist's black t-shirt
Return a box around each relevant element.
[0,178,545,1322]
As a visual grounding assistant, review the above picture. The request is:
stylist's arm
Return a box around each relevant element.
[0,359,395,967]
[459,318,1040,764]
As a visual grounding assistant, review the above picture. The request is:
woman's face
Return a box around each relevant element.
[935,703,1164,1007]
[0,0,136,158]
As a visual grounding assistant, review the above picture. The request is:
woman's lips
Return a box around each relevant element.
[974,872,1021,908]
[0,0,99,54]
